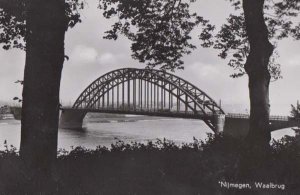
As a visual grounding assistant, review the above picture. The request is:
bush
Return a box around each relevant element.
[0,134,300,194]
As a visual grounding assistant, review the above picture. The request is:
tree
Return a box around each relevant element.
[99,0,300,148]
[200,0,300,148]
[98,0,207,71]
[228,0,275,148]
[291,101,300,118]
[0,0,83,171]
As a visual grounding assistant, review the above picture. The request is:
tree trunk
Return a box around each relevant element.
[20,0,67,171]
[243,0,274,148]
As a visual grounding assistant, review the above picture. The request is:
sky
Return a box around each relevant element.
[0,0,299,115]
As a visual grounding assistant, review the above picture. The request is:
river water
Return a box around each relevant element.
[0,114,295,151]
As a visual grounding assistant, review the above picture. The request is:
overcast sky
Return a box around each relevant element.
[0,0,299,115]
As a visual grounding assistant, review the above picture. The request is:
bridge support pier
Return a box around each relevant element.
[213,114,226,133]
[59,109,87,129]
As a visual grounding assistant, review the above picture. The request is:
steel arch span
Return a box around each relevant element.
[66,68,225,132]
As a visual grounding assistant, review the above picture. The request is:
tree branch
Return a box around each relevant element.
[0,0,25,21]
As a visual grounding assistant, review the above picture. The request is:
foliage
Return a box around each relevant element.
[0,134,300,193]
[291,102,300,118]
[98,0,300,77]
[0,0,85,50]
[0,9,25,50]
[98,0,210,71]
[0,140,18,156]
[199,0,300,80]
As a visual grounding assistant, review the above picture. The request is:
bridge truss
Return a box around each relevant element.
[72,68,225,132]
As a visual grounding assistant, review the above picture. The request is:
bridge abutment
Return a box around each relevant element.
[59,109,87,129]
[213,114,226,133]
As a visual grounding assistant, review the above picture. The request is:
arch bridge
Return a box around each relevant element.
[60,68,225,133]
[60,68,300,136]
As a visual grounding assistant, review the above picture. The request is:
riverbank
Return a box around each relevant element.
[0,134,300,194]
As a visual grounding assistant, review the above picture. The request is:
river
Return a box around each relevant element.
[0,113,295,151]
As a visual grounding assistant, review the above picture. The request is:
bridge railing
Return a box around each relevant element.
[63,106,218,116]
[226,113,291,121]
[62,106,297,122]
[269,115,289,121]
[226,113,249,119]
[88,107,200,115]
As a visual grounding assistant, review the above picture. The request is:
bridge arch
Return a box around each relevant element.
[64,68,225,132]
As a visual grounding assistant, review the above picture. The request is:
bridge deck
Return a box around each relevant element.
[60,107,300,134]
[62,107,215,120]
[226,113,291,121]
[62,107,297,122]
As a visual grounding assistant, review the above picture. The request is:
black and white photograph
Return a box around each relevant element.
[0,0,299,194]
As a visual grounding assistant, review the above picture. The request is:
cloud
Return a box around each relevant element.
[199,65,221,77]
[286,56,300,67]
[97,52,127,66]
[97,53,116,65]
[186,62,221,78]
[69,45,98,64]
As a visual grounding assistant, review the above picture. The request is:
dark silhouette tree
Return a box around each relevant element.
[98,0,207,71]
[0,0,83,171]
[99,0,300,148]
[199,0,300,148]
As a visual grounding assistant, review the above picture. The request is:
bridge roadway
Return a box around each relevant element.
[59,107,225,132]
[59,107,300,138]
[225,113,300,138]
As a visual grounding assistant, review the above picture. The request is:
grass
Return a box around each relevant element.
[0,134,300,194]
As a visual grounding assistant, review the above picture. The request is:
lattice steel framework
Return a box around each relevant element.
[72,68,225,131]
